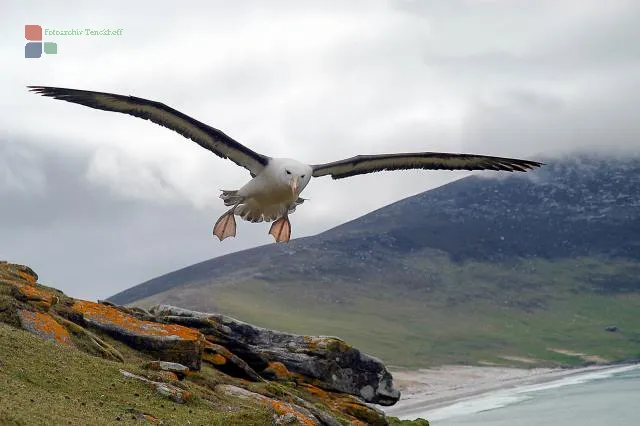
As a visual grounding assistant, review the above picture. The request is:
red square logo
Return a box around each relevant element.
[25,25,42,41]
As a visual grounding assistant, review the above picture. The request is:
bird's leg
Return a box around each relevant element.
[213,202,242,241]
[269,214,292,243]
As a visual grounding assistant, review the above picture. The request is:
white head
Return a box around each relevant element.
[271,158,312,196]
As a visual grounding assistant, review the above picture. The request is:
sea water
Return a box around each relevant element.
[402,364,640,426]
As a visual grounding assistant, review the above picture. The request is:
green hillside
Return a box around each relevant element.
[131,256,640,368]
[0,322,273,425]
[1,261,426,425]
[111,154,640,368]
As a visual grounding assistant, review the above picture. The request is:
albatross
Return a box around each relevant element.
[28,86,544,243]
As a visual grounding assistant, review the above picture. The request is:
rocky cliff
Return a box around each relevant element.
[0,261,427,425]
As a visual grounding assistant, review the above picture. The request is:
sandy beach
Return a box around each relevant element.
[382,364,631,419]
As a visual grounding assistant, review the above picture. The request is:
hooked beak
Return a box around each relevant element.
[290,176,298,195]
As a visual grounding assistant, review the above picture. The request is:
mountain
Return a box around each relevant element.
[109,153,640,368]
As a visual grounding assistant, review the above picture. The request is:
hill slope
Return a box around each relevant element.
[109,153,640,368]
[1,261,426,425]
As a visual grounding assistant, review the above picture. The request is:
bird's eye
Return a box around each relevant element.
[286,170,291,175]
[301,175,305,179]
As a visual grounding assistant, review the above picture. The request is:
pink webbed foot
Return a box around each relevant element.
[213,212,237,241]
[269,216,291,243]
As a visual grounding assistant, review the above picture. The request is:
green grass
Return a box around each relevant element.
[135,256,640,368]
[0,322,273,425]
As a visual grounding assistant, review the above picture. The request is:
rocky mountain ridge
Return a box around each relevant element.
[110,153,640,307]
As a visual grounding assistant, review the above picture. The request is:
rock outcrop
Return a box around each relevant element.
[150,304,401,406]
[0,261,415,426]
[71,300,204,370]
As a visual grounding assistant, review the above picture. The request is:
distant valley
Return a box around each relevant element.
[109,153,640,368]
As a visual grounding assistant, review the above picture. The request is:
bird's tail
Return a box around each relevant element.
[227,197,307,223]
[219,190,243,207]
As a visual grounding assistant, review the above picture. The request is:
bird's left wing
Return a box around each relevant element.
[311,152,543,179]
[28,86,269,176]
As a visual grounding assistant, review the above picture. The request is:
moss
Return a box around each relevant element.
[264,382,290,397]
[0,322,274,425]
[388,417,430,426]
[326,338,352,353]
[335,399,386,426]
[0,294,23,327]
[57,316,125,362]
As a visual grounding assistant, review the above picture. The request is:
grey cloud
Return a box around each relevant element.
[0,138,270,300]
[2,1,640,301]
[461,72,640,157]
[397,0,640,80]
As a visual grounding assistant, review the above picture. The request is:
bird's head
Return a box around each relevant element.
[276,159,312,196]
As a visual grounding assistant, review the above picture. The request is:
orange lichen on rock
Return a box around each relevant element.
[3,263,56,310]
[300,384,329,400]
[269,400,317,426]
[204,353,227,365]
[17,310,73,346]
[302,335,320,351]
[71,300,204,370]
[333,395,387,425]
[202,342,262,381]
[299,384,387,425]
[0,262,39,284]
[14,283,56,308]
[16,269,37,284]
[301,335,351,353]
[217,384,319,425]
[152,371,180,382]
[264,361,292,380]
[72,300,201,341]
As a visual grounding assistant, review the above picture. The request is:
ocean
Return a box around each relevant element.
[401,364,640,426]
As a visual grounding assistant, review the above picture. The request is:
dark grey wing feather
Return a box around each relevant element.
[28,86,269,175]
[312,152,543,179]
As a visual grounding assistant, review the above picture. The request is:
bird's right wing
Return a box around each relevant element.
[28,86,270,176]
[312,152,543,179]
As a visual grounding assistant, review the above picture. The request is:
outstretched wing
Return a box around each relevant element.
[28,86,269,176]
[312,152,543,179]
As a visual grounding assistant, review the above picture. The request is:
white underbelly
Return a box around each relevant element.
[239,179,295,206]
[253,187,295,206]
[235,182,298,223]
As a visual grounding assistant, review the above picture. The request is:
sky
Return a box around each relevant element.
[1,0,640,300]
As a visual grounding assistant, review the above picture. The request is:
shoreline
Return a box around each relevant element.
[383,363,639,419]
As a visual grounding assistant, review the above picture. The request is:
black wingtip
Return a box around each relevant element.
[27,86,53,96]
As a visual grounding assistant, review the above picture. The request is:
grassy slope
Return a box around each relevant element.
[0,322,274,426]
[134,256,640,368]
[0,262,426,426]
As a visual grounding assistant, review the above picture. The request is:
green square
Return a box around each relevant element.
[43,42,57,54]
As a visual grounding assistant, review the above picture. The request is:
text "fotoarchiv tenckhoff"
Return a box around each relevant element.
[44,28,124,36]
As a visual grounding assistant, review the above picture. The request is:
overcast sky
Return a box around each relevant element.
[2,0,639,300]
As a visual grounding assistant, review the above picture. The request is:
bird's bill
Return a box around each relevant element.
[291,176,298,195]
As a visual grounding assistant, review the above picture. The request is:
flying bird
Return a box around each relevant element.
[28,86,544,243]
